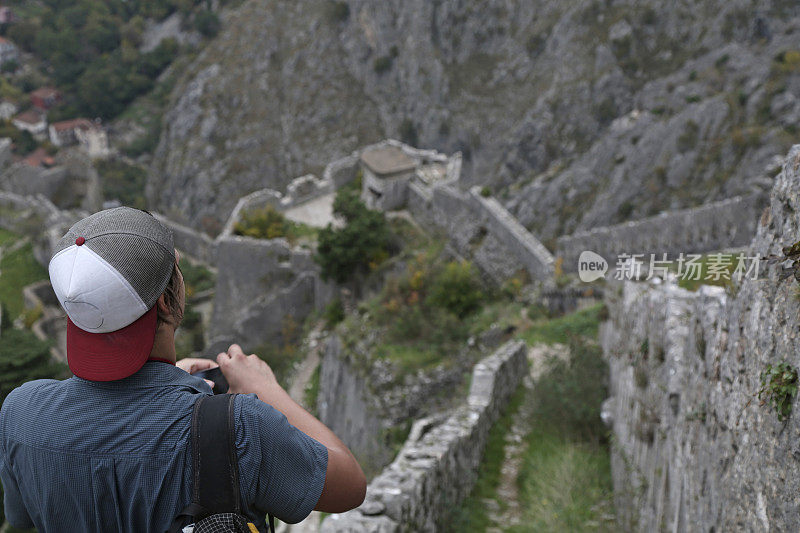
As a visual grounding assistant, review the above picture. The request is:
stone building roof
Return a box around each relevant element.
[51,118,95,132]
[360,146,415,178]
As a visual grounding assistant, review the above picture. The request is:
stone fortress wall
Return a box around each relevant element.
[556,193,766,272]
[321,341,528,532]
[600,146,800,531]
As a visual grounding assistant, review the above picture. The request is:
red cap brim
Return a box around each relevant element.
[67,305,157,381]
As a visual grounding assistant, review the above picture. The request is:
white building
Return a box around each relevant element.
[360,145,416,211]
[12,109,47,139]
[0,37,18,65]
[49,118,110,158]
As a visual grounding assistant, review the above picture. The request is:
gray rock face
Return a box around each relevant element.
[602,144,800,530]
[152,0,800,240]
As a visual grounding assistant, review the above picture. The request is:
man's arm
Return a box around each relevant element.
[216,345,367,513]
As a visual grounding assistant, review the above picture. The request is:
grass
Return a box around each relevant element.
[0,228,17,247]
[450,307,614,531]
[303,364,321,416]
[374,343,447,373]
[512,339,614,532]
[519,303,606,346]
[674,253,737,292]
[510,429,614,532]
[446,383,526,531]
[0,240,48,319]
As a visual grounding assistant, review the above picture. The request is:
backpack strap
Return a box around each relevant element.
[169,394,276,533]
[193,394,242,515]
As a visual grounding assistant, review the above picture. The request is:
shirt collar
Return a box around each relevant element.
[73,361,212,393]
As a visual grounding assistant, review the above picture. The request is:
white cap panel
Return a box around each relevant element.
[49,244,148,333]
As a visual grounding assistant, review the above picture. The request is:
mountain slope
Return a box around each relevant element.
[150,0,800,238]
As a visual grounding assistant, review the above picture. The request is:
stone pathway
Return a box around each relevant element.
[280,323,328,533]
[485,343,569,532]
[283,193,338,229]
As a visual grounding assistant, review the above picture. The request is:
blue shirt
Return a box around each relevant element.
[0,362,328,532]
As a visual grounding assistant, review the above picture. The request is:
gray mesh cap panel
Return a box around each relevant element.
[53,207,175,309]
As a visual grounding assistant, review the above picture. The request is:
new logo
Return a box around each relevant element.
[578,251,607,282]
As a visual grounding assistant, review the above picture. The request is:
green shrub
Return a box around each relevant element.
[0,327,66,403]
[178,260,216,297]
[676,120,699,152]
[315,188,392,283]
[759,362,798,421]
[0,120,38,155]
[427,260,484,318]
[234,205,291,240]
[373,55,393,74]
[480,186,491,198]
[325,1,350,22]
[323,298,345,327]
[194,10,221,38]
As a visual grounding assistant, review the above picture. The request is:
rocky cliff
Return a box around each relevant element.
[602,144,800,530]
[151,0,799,238]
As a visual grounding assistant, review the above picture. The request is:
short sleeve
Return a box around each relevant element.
[234,393,328,524]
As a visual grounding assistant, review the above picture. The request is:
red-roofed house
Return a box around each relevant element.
[30,87,62,110]
[49,118,110,158]
[22,147,55,168]
[12,109,47,138]
[49,118,94,147]
[0,36,17,65]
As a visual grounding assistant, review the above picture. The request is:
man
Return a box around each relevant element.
[0,207,365,532]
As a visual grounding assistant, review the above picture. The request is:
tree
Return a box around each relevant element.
[194,10,220,38]
[0,327,64,404]
[315,189,392,284]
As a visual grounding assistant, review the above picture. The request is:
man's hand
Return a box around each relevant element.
[216,344,279,395]
[176,357,219,389]
[176,357,218,374]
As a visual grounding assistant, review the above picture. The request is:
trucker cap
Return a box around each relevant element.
[48,207,175,381]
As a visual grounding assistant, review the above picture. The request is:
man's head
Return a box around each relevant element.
[48,207,176,381]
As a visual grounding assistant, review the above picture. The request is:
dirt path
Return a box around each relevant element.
[486,343,569,532]
[286,323,325,406]
[279,324,328,533]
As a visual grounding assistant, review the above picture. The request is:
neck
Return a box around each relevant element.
[149,323,177,364]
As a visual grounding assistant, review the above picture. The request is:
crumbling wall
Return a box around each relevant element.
[321,341,528,532]
[208,236,332,350]
[153,212,216,265]
[0,191,84,266]
[602,145,800,531]
[557,193,766,272]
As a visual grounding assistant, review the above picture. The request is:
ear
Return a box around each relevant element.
[156,293,170,318]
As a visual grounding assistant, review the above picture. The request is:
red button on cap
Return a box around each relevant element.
[76,237,85,246]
